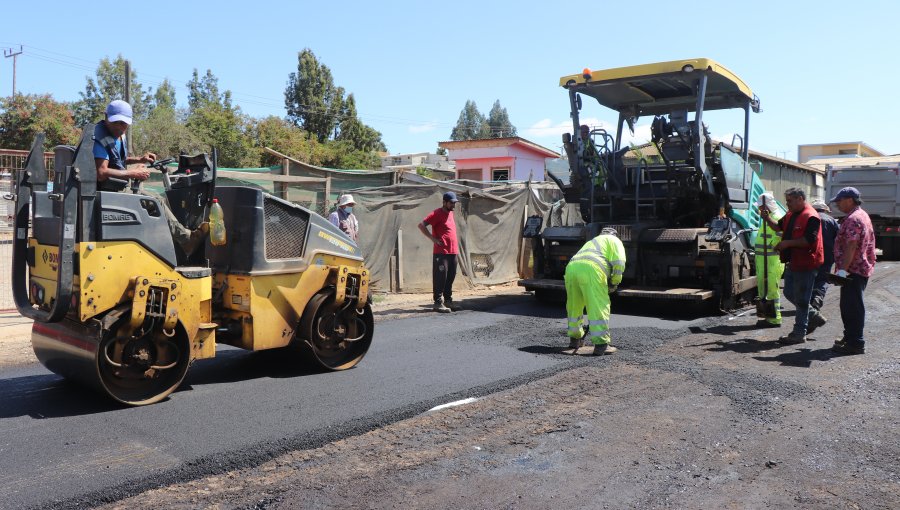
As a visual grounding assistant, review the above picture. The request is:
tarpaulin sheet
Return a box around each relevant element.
[349,181,562,292]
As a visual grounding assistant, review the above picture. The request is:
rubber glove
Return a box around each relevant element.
[836,269,849,278]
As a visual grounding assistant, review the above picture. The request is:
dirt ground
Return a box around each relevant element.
[82,266,900,510]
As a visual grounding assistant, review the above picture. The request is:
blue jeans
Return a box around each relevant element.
[839,274,868,345]
[783,267,817,336]
[810,258,833,311]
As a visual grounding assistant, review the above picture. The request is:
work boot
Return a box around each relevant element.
[568,336,584,350]
[592,344,617,356]
[433,300,451,313]
[777,332,806,345]
[806,313,827,334]
[755,320,781,329]
[832,341,865,355]
[445,299,462,312]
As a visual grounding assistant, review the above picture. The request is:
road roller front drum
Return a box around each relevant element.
[297,288,373,371]
[96,320,191,406]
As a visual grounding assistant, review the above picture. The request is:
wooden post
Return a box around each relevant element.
[324,175,332,216]
[518,204,529,277]
[389,255,396,293]
[396,229,403,292]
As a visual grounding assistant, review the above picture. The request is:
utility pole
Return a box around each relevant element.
[4,45,23,96]
[124,60,133,155]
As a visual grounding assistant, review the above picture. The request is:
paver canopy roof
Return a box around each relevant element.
[560,58,758,116]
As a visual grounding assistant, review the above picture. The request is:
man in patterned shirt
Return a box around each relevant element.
[830,187,876,355]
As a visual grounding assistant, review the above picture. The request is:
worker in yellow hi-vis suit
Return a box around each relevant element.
[564,227,627,355]
[755,192,784,326]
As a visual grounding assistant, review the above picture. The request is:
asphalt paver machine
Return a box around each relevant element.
[521,58,767,310]
[12,126,373,405]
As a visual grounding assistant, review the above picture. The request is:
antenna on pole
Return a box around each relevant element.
[3,45,24,96]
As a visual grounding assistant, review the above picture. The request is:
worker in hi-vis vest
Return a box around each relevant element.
[564,227,627,355]
[755,192,785,326]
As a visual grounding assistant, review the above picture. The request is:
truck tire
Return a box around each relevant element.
[880,237,900,260]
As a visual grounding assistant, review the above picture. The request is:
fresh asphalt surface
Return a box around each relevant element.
[0,295,712,510]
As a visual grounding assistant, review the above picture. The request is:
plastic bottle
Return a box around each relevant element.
[209,198,227,246]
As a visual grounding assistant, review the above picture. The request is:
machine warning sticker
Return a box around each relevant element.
[317,231,355,254]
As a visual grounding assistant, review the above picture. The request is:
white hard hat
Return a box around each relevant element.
[338,194,355,207]
[756,192,776,209]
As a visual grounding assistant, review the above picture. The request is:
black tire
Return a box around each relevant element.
[296,288,373,371]
[879,237,900,260]
[97,320,191,406]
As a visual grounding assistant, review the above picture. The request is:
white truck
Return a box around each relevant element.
[825,161,900,259]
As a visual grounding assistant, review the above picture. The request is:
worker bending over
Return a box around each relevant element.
[564,227,626,355]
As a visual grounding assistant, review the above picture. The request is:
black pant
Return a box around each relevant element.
[432,254,457,303]
[839,273,868,345]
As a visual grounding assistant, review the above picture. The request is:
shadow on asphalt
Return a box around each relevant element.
[0,348,328,419]
[752,345,841,367]
[0,374,121,419]
[696,338,784,354]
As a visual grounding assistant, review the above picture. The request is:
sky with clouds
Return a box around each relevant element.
[2,0,897,162]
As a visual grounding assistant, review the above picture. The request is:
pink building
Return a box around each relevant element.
[438,137,560,182]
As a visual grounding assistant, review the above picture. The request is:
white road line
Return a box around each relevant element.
[428,397,478,412]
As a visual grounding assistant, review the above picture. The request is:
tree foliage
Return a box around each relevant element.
[451,100,517,140]
[186,69,254,167]
[1,54,386,171]
[284,49,341,142]
[73,55,150,125]
[152,79,177,111]
[284,48,385,153]
[450,100,489,140]
[486,100,516,138]
[0,94,80,149]
[132,106,203,159]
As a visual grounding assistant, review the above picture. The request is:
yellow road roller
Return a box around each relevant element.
[12,127,373,405]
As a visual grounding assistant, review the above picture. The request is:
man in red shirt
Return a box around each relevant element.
[418,191,461,313]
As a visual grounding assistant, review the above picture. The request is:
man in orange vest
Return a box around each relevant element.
[761,187,823,345]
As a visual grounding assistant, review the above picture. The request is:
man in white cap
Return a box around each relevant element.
[754,192,784,327]
[807,199,840,333]
[93,100,157,184]
[329,194,359,242]
[93,99,207,255]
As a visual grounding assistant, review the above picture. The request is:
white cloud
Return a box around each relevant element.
[408,121,437,134]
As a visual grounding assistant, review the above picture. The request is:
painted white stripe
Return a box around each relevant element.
[429,397,478,412]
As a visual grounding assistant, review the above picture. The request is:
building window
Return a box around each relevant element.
[392,157,402,165]
[492,168,510,181]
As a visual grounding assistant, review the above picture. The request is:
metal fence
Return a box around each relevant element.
[0,150,54,310]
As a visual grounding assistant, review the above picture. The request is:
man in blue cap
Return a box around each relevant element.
[93,99,208,255]
[830,187,876,355]
[418,191,460,312]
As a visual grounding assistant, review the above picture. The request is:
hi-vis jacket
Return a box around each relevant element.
[569,234,627,287]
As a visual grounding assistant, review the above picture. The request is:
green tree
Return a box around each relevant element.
[250,115,318,167]
[152,79,177,111]
[450,100,489,140]
[284,49,341,142]
[186,69,254,167]
[72,55,150,125]
[486,100,516,138]
[336,94,386,153]
[132,106,203,159]
[0,94,80,149]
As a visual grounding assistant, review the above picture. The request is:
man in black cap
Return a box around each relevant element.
[418,191,461,312]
